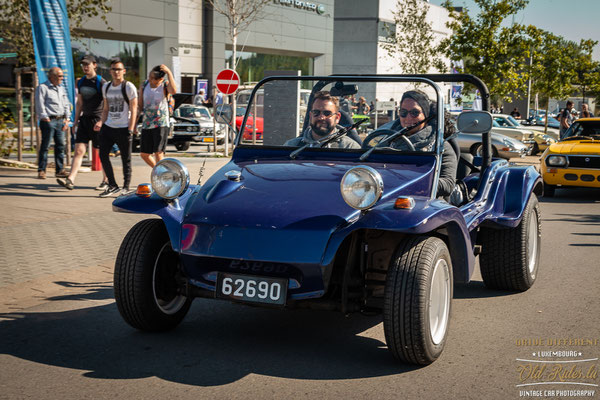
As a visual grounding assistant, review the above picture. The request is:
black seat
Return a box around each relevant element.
[338,109,362,145]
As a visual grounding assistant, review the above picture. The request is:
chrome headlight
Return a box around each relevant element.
[546,155,567,167]
[151,158,190,199]
[340,166,383,210]
[502,137,515,148]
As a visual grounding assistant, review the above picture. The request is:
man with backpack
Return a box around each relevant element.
[57,55,108,191]
[94,58,138,197]
[139,64,177,167]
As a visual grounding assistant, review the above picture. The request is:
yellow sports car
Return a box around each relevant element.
[540,118,600,197]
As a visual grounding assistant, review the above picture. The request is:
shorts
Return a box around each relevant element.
[75,115,101,148]
[141,126,169,154]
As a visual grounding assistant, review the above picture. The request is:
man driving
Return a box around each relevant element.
[389,90,457,197]
[285,91,360,149]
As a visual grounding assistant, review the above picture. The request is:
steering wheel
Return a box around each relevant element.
[362,128,415,151]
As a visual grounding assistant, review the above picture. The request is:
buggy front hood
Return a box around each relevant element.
[180,157,435,264]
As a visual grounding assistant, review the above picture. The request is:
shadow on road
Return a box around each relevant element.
[454,280,514,299]
[0,283,420,386]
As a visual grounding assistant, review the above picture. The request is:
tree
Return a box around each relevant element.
[570,39,599,104]
[381,0,446,74]
[526,27,577,132]
[0,0,112,67]
[439,0,530,101]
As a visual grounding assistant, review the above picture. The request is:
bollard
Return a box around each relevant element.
[92,147,102,171]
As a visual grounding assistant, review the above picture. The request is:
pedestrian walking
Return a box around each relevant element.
[581,103,595,118]
[559,101,574,139]
[139,64,177,168]
[57,55,108,190]
[34,67,71,179]
[94,58,138,197]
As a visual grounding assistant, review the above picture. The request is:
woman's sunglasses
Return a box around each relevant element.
[310,109,335,117]
[399,109,422,118]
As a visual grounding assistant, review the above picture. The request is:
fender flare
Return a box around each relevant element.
[323,198,476,283]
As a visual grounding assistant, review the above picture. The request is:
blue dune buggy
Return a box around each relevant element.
[112,74,542,365]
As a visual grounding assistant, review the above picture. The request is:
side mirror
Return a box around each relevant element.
[215,104,232,124]
[457,111,492,134]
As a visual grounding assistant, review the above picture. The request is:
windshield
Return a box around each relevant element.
[236,76,444,155]
[563,120,600,140]
[177,105,211,119]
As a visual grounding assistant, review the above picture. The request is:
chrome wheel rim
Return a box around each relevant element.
[527,210,539,276]
[429,259,451,345]
[153,243,187,315]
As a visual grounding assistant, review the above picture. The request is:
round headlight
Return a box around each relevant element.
[546,155,567,167]
[151,158,190,199]
[340,166,383,210]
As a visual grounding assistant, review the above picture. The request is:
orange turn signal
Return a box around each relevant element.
[394,196,415,209]
[136,183,153,198]
[548,168,557,174]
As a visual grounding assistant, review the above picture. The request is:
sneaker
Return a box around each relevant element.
[38,171,46,179]
[56,169,69,178]
[57,177,74,190]
[95,181,109,191]
[99,185,120,198]
[119,188,133,196]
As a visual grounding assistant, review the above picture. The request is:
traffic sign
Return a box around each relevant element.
[216,69,240,95]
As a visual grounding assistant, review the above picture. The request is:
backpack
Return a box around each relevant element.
[77,75,102,93]
[141,80,174,116]
[104,80,130,106]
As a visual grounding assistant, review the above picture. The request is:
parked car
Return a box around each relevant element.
[540,117,600,197]
[489,114,556,154]
[112,74,542,366]
[449,112,528,159]
[171,103,229,150]
[236,106,264,141]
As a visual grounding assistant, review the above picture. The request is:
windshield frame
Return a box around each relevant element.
[236,75,445,156]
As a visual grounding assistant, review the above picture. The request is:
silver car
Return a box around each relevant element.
[456,131,527,160]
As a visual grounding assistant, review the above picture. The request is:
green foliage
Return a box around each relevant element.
[382,0,446,74]
[0,0,112,67]
[0,101,16,157]
[439,0,530,101]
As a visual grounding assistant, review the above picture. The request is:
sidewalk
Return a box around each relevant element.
[0,156,229,308]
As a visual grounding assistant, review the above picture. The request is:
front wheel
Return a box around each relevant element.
[479,195,541,291]
[114,219,192,331]
[174,141,191,151]
[383,236,453,365]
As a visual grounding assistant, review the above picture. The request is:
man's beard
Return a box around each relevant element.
[310,120,336,138]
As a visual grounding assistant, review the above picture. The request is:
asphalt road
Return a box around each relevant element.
[0,155,599,400]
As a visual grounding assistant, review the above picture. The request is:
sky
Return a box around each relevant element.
[428,0,600,60]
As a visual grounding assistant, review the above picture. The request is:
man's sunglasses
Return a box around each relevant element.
[310,109,336,117]
[399,109,422,118]
[110,68,124,72]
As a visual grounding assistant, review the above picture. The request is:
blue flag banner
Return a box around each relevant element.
[29,0,75,120]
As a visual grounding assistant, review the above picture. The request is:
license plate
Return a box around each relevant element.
[202,137,214,142]
[216,273,287,306]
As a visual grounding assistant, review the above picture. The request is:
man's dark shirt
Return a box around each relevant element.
[78,76,107,116]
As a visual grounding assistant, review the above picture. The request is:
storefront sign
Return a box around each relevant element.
[274,0,326,15]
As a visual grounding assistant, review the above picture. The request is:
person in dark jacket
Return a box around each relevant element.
[390,90,457,197]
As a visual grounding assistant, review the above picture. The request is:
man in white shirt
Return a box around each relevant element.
[34,67,71,179]
[94,58,138,197]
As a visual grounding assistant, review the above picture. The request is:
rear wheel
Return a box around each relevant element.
[383,236,453,365]
[114,219,192,331]
[479,195,541,291]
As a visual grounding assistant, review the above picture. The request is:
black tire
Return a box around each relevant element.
[530,142,540,156]
[174,141,190,151]
[114,219,192,331]
[471,143,498,158]
[543,183,555,197]
[479,195,541,291]
[383,236,453,365]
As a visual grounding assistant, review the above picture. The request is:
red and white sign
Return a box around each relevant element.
[216,69,240,95]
